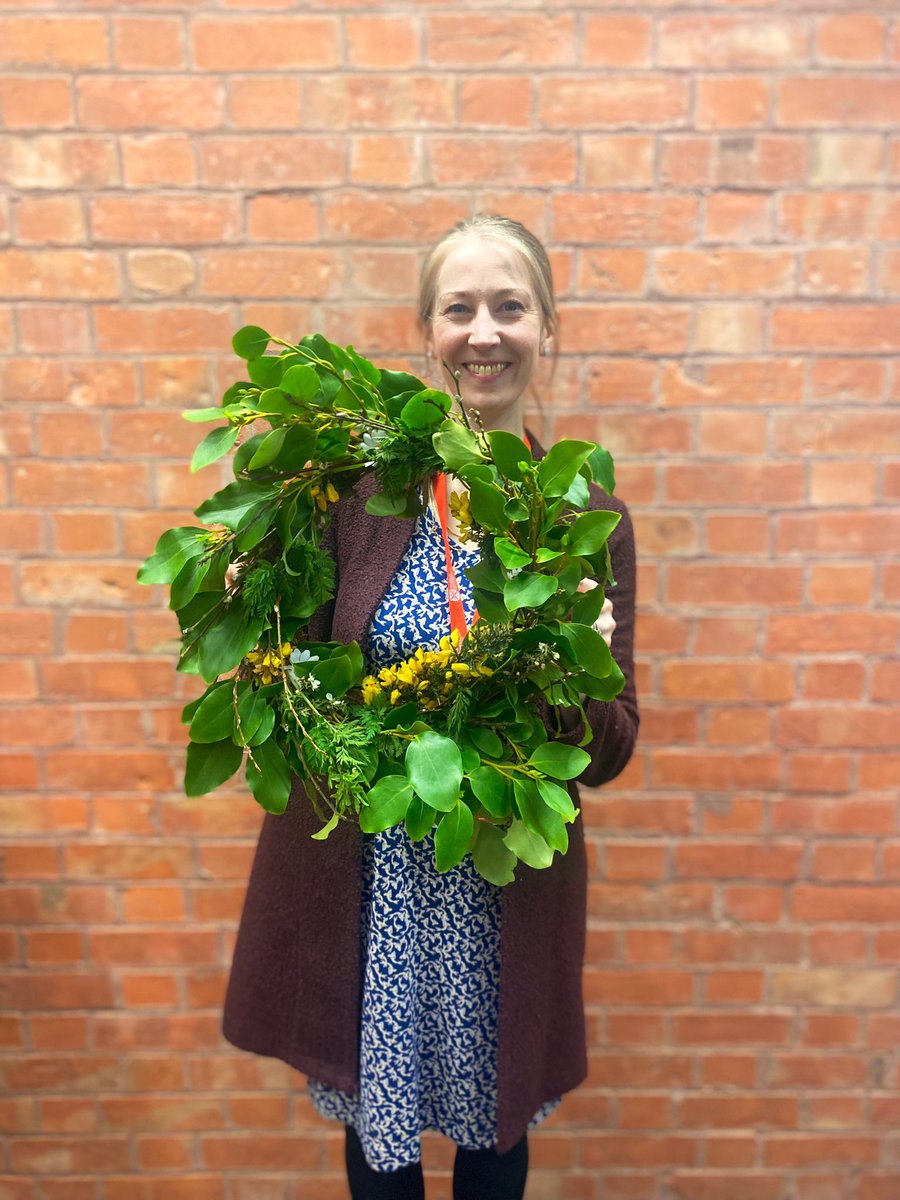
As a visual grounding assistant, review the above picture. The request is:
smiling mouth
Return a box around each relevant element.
[463,363,510,378]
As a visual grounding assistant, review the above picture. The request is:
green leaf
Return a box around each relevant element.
[487,430,533,481]
[360,776,413,833]
[471,587,510,625]
[345,344,381,385]
[182,406,227,423]
[537,439,595,499]
[468,727,503,758]
[514,778,569,853]
[535,546,563,563]
[503,497,529,521]
[503,571,558,612]
[365,491,413,518]
[405,795,436,842]
[562,471,590,509]
[468,765,511,819]
[191,423,239,473]
[246,738,291,815]
[573,665,626,702]
[235,688,270,745]
[197,607,264,682]
[554,621,614,680]
[234,511,272,554]
[503,818,554,870]
[247,356,284,389]
[196,481,276,532]
[571,581,606,627]
[232,325,271,360]
[245,701,275,746]
[276,426,319,473]
[566,509,622,557]
[536,777,577,820]
[379,368,427,402]
[587,444,616,495]
[188,680,235,743]
[527,741,591,781]
[472,821,517,886]
[467,477,509,532]
[310,654,355,699]
[406,731,463,812]
[434,802,475,872]
[137,527,206,586]
[311,811,340,841]
[433,423,486,473]
[169,553,211,612]
[247,427,287,470]
[400,388,452,429]
[281,363,320,401]
[185,737,243,797]
[494,538,531,571]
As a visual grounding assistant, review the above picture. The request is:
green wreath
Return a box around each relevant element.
[138,327,624,886]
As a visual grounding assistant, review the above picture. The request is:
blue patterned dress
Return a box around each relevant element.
[308,506,558,1171]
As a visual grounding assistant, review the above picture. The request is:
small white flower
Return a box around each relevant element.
[290,649,320,665]
[308,675,320,691]
[507,567,523,579]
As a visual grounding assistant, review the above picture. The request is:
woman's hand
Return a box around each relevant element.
[576,578,615,648]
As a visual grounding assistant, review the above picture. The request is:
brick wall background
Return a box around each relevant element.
[2,2,899,1198]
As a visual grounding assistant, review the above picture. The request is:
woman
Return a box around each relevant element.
[223,215,639,1199]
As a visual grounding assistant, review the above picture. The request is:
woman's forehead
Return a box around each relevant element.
[435,236,534,298]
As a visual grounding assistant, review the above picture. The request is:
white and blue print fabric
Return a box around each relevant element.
[308,507,558,1171]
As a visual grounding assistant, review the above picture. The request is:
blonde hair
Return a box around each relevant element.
[418,214,556,338]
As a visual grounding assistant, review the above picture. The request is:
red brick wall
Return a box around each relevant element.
[2,3,899,1198]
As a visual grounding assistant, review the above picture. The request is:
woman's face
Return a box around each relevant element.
[426,236,547,432]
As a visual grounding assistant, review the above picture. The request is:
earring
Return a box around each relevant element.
[540,342,549,357]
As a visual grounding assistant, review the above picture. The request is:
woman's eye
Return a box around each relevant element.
[444,303,468,315]
[500,300,525,313]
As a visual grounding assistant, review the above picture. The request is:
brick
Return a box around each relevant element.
[112,16,184,70]
[92,195,240,245]
[775,411,900,456]
[347,15,418,70]
[323,192,467,243]
[0,77,72,130]
[426,13,574,67]
[306,73,454,130]
[245,194,317,242]
[583,137,654,188]
[428,135,574,187]
[553,193,697,244]
[94,306,233,353]
[18,306,91,353]
[660,16,806,68]
[198,248,339,299]
[539,76,688,128]
[764,1135,878,1167]
[36,411,105,459]
[127,250,195,297]
[122,135,196,187]
[778,76,900,126]
[582,16,651,67]
[0,250,118,300]
[0,134,119,189]
[228,77,303,130]
[78,76,225,132]
[458,77,531,129]
[657,249,793,297]
[201,1134,321,1170]
[694,301,765,352]
[697,78,769,129]
[192,16,339,70]
[772,968,895,1007]
[704,192,773,242]
[676,842,801,881]
[810,133,885,185]
[559,304,689,354]
[767,614,897,654]
[809,460,879,506]
[200,136,343,188]
[99,1096,223,1131]
[0,972,113,1011]
[669,1173,787,1200]
[0,17,108,68]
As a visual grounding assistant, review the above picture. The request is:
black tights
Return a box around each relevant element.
[344,1124,529,1200]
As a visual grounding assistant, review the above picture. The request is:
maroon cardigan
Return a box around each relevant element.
[222,440,639,1153]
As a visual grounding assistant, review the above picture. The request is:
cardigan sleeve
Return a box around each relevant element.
[542,491,639,789]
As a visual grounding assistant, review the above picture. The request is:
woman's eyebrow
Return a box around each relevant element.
[439,287,529,301]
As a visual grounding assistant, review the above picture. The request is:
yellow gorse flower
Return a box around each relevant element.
[361,629,492,710]
[448,489,474,543]
[310,480,340,512]
[245,641,293,685]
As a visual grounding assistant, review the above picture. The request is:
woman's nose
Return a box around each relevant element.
[468,303,500,347]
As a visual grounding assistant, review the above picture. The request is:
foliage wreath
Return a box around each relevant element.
[139,327,625,886]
